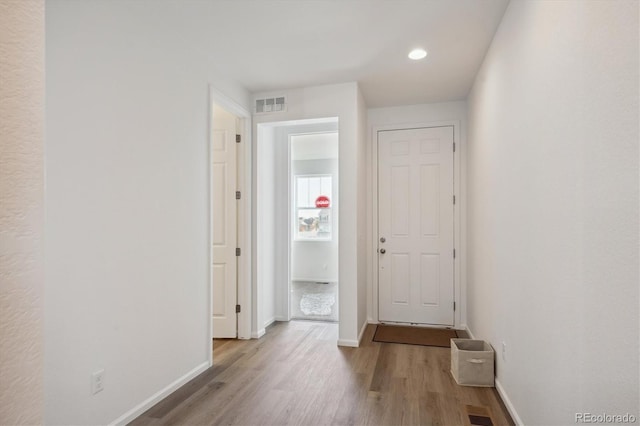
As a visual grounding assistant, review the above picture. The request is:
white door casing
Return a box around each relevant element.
[212,104,238,338]
[378,126,455,326]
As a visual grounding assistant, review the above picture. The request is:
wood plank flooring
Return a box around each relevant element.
[130,321,513,426]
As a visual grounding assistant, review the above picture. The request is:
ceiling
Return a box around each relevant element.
[200,0,510,107]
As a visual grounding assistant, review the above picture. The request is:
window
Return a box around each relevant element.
[294,175,332,241]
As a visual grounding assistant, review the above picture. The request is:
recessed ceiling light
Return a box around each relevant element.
[408,48,428,60]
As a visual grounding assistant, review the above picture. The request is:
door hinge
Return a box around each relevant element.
[236,190,241,200]
[236,134,241,143]
[453,142,456,152]
[453,249,456,259]
[453,195,456,205]
[236,248,241,256]
[236,304,241,313]
[454,301,456,311]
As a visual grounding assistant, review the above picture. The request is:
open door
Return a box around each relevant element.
[212,104,238,338]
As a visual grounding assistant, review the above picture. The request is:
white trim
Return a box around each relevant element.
[251,328,266,339]
[338,321,369,348]
[209,85,252,343]
[286,134,292,322]
[263,317,276,329]
[238,113,252,340]
[258,116,338,128]
[109,362,209,426]
[495,378,524,426]
[337,338,359,347]
[465,326,522,425]
[370,120,463,328]
[465,325,476,339]
[357,320,368,345]
[207,89,214,366]
[370,124,379,324]
[291,278,338,283]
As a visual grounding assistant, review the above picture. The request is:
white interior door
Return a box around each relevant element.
[378,126,455,326]
[212,104,238,338]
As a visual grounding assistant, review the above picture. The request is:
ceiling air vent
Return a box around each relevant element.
[255,96,286,114]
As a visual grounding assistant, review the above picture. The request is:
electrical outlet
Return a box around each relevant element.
[91,369,105,395]
[501,341,507,361]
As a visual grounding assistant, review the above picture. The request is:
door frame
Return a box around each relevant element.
[370,120,463,329]
[208,86,252,366]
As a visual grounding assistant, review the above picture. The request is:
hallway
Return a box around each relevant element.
[4,1,637,424]
[130,321,513,425]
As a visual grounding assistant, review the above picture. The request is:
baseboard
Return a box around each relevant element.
[251,328,265,339]
[109,361,209,425]
[337,338,359,347]
[465,326,523,425]
[495,378,524,426]
[263,317,276,328]
[274,316,288,322]
[337,320,370,348]
[465,325,476,339]
[357,320,368,345]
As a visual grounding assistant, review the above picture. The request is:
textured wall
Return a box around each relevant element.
[467,1,638,424]
[0,0,45,424]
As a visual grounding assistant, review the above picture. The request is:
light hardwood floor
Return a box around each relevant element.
[130,321,514,426]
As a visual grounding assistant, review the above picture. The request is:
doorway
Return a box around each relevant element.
[377,125,455,326]
[209,86,252,348]
[289,132,339,322]
[255,118,339,335]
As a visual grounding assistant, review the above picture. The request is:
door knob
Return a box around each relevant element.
[380,248,386,254]
[380,237,386,243]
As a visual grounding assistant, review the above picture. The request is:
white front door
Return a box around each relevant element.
[212,104,238,338]
[378,126,455,326]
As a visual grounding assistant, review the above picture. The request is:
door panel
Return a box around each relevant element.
[420,164,439,236]
[378,126,454,326]
[212,105,237,338]
[391,253,410,304]
[391,166,410,236]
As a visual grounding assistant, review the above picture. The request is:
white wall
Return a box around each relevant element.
[0,1,44,424]
[255,125,278,331]
[356,88,368,338]
[367,101,468,327]
[467,1,639,424]
[45,1,250,424]
[252,83,366,346]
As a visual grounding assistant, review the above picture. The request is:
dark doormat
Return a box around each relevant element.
[373,324,459,347]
